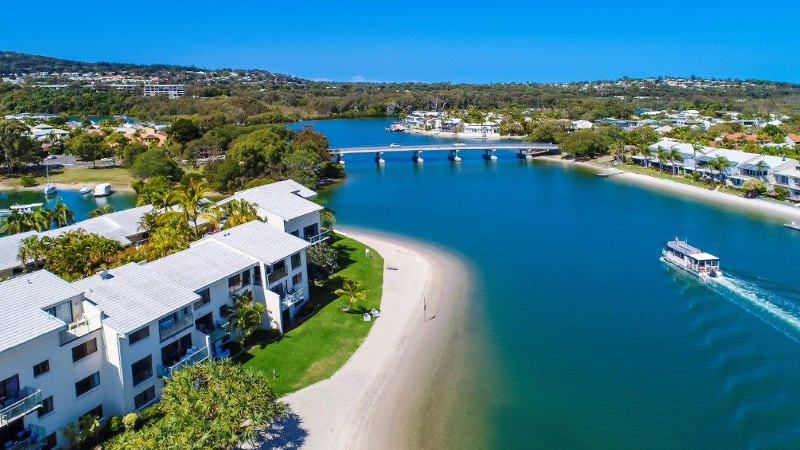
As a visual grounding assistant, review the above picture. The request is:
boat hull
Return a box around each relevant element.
[661,252,722,279]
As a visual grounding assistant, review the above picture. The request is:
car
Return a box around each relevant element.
[100,157,114,162]
[46,154,57,160]
[389,143,401,147]
[453,143,466,147]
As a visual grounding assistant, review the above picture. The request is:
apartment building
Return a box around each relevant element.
[142,84,185,99]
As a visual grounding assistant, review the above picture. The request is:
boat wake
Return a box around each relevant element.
[705,271,800,343]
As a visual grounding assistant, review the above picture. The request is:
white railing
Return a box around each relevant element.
[280,288,305,310]
[0,387,42,427]
[59,314,102,345]
[306,229,330,244]
[157,346,209,378]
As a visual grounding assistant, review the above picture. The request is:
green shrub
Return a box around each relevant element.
[122,413,137,432]
[774,186,790,201]
[19,174,36,187]
[109,415,123,434]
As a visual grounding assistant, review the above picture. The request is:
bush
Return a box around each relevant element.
[320,161,346,179]
[306,241,341,281]
[19,173,36,187]
[774,186,790,201]
[110,415,123,434]
[131,149,184,181]
[122,413,137,432]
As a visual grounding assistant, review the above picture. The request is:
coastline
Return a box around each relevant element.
[263,228,477,449]
[539,155,800,221]
[403,128,524,140]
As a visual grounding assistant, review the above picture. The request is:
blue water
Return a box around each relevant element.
[0,190,137,223]
[294,118,800,449]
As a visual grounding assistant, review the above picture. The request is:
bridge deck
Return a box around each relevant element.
[330,143,558,154]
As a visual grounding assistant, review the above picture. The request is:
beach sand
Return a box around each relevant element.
[254,229,476,449]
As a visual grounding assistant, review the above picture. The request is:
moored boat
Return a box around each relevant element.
[661,238,722,278]
[43,183,57,195]
[10,203,44,214]
[79,187,92,195]
[93,183,113,197]
[784,221,800,231]
[385,122,406,132]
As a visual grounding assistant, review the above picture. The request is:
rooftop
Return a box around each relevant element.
[73,263,199,335]
[144,239,257,291]
[227,180,321,221]
[197,220,311,265]
[0,270,83,353]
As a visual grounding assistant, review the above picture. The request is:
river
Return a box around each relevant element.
[294,118,800,449]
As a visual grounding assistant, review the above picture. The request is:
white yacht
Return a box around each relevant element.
[43,162,57,195]
[10,203,44,214]
[661,238,722,278]
[386,122,406,132]
[93,183,113,197]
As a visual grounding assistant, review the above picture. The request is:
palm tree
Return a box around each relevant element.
[755,160,769,179]
[51,200,75,227]
[137,188,174,210]
[656,148,669,172]
[0,210,27,234]
[668,148,684,175]
[221,199,258,229]
[89,205,115,218]
[692,144,703,173]
[334,278,367,312]
[18,235,46,271]
[639,146,655,168]
[28,207,51,231]
[711,156,732,185]
[200,206,224,233]
[228,290,265,345]
[174,178,210,235]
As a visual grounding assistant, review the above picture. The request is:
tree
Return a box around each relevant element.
[29,207,51,231]
[638,146,655,168]
[121,142,148,168]
[18,235,46,271]
[742,179,767,198]
[131,149,184,181]
[51,200,75,227]
[167,118,201,145]
[306,241,341,281]
[173,177,210,235]
[134,175,175,208]
[656,147,669,172]
[107,360,285,450]
[292,125,330,159]
[221,199,258,229]
[89,205,115,218]
[0,210,27,234]
[334,277,367,312]
[526,123,562,143]
[774,186,790,200]
[754,160,769,179]
[668,148,684,175]
[228,290,266,344]
[559,129,613,159]
[68,133,110,168]
[63,412,101,448]
[710,156,732,184]
[283,146,322,188]
[20,231,122,281]
[0,119,43,173]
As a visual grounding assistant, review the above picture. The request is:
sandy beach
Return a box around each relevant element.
[255,229,473,449]
[539,155,800,221]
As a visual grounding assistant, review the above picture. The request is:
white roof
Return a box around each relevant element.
[0,270,83,353]
[227,180,322,221]
[0,230,37,272]
[704,148,761,165]
[40,205,152,245]
[691,252,718,261]
[144,239,257,291]
[197,220,311,265]
[74,262,199,335]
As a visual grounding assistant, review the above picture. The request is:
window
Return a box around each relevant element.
[131,355,153,386]
[84,404,103,419]
[253,266,261,285]
[134,385,156,409]
[228,273,242,292]
[33,360,50,377]
[194,288,211,309]
[291,252,301,270]
[38,396,54,417]
[72,338,98,362]
[0,374,19,405]
[43,433,57,450]
[268,260,287,284]
[290,230,299,237]
[159,307,193,342]
[161,334,192,367]
[75,372,100,396]
[292,273,303,285]
[242,269,251,286]
[44,301,73,323]
[129,326,150,345]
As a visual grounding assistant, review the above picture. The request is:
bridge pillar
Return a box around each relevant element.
[483,149,497,161]
[375,151,385,165]
[412,150,424,164]
[448,149,462,162]
[336,153,345,165]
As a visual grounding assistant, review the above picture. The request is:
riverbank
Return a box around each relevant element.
[539,154,800,221]
[259,229,474,449]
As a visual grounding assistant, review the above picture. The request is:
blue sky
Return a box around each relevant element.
[3,1,799,83]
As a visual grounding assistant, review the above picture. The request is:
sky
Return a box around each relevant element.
[3,1,799,84]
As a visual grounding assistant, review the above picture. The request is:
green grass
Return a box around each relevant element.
[239,234,384,396]
[1,167,136,189]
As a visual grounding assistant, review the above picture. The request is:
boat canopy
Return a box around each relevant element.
[665,240,718,261]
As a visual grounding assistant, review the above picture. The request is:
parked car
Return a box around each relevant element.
[46,154,57,160]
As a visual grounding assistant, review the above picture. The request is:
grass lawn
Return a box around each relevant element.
[239,234,384,396]
[1,167,137,189]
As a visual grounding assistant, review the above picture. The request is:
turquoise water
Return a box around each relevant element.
[0,190,137,223]
[295,119,800,449]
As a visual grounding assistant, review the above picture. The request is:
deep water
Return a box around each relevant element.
[295,118,800,449]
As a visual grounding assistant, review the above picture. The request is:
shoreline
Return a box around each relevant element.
[538,155,800,222]
[403,128,525,140]
[262,228,474,449]
[0,182,136,193]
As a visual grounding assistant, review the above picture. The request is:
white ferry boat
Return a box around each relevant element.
[661,238,722,278]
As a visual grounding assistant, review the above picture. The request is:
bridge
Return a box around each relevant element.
[328,143,560,164]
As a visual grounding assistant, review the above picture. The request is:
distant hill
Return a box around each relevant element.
[0,51,200,74]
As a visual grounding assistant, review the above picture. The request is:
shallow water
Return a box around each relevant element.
[0,189,137,224]
[295,118,800,449]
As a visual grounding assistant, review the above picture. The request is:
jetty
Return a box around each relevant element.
[328,143,560,165]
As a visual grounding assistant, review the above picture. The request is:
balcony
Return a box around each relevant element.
[268,267,288,285]
[59,314,102,346]
[306,229,330,244]
[280,288,305,310]
[158,313,194,342]
[0,387,43,427]
[5,424,46,450]
[157,346,209,378]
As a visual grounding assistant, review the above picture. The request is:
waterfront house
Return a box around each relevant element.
[785,134,800,147]
[773,163,800,200]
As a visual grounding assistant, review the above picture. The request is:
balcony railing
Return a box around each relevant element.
[268,267,288,285]
[0,387,43,427]
[157,346,209,378]
[280,288,305,310]
[59,314,102,346]
[306,229,330,244]
[159,313,194,342]
[6,424,46,450]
